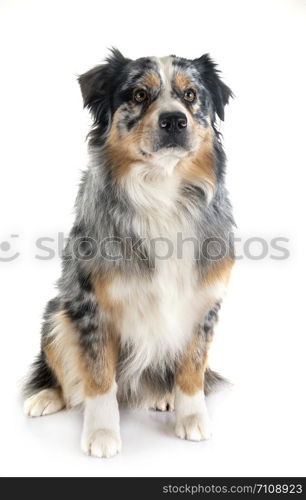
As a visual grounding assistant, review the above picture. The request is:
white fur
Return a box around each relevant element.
[111,215,198,394]
[81,381,121,458]
[122,161,182,208]
[114,171,224,396]
[24,388,65,417]
[154,56,189,115]
[175,387,212,441]
[149,392,175,411]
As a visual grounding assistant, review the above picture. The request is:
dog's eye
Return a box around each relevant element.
[183,88,196,103]
[133,88,148,103]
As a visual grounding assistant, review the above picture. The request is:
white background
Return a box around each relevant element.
[0,0,305,477]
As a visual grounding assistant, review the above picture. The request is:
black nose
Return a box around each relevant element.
[159,112,187,132]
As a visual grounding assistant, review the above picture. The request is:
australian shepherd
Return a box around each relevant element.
[23,49,235,458]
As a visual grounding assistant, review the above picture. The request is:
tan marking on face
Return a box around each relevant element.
[174,73,194,93]
[135,99,161,147]
[142,71,160,89]
[176,331,209,396]
[105,100,165,180]
[105,110,145,179]
[176,127,216,191]
[174,73,201,113]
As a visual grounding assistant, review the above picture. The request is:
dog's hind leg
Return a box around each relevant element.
[24,387,65,417]
[23,297,66,416]
[23,297,82,416]
[150,392,175,412]
[202,301,227,395]
[23,350,65,417]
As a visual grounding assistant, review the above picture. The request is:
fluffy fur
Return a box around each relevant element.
[24,49,235,457]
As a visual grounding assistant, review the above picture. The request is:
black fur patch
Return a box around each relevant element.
[23,350,58,396]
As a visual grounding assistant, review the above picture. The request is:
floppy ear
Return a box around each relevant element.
[193,54,233,121]
[78,48,129,129]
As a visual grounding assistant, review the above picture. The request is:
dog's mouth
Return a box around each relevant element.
[165,142,182,149]
[140,143,189,158]
[150,139,191,157]
[156,135,189,152]
[139,129,194,160]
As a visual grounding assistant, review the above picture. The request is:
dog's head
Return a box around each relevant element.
[79,49,232,177]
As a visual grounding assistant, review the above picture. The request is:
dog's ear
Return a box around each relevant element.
[78,48,129,128]
[193,54,233,121]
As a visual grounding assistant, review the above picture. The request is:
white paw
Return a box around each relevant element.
[24,388,65,417]
[175,413,212,441]
[151,393,175,412]
[81,429,122,458]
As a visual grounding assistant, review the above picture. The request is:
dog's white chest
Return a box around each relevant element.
[108,232,202,385]
[108,175,220,387]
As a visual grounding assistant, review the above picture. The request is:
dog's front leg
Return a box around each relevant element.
[81,333,121,458]
[175,328,212,441]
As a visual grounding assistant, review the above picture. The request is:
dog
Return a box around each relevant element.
[23,49,235,458]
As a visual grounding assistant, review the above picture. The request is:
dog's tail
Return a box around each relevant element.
[203,302,231,395]
[204,367,230,395]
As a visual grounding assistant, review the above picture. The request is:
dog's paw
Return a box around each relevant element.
[24,388,65,417]
[151,393,174,412]
[175,413,212,441]
[81,429,122,458]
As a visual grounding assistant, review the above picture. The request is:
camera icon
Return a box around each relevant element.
[0,234,20,262]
